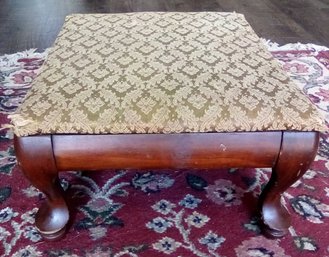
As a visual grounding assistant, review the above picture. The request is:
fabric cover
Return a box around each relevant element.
[10,12,326,136]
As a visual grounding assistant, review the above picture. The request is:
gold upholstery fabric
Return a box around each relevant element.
[10,12,325,136]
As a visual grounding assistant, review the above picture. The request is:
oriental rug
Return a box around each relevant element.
[0,42,329,257]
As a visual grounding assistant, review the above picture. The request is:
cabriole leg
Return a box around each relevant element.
[14,135,69,241]
[259,131,319,237]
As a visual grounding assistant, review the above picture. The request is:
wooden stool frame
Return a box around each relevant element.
[14,131,319,240]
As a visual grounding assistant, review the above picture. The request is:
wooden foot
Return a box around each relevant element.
[14,135,69,241]
[259,132,319,238]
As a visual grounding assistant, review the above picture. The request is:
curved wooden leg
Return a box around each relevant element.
[14,135,69,241]
[259,131,319,238]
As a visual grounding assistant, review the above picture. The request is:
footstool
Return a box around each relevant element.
[10,12,325,240]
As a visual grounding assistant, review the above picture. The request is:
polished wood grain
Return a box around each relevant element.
[0,0,329,54]
[259,131,319,237]
[14,131,320,240]
[14,135,69,241]
[53,132,281,170]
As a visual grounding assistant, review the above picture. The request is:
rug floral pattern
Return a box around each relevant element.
[1,44,329,257]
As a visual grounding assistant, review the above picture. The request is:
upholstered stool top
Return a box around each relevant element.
[10,12,325,136]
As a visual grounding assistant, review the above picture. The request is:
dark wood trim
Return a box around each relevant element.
[14,135,69,241]
[53,132,282,170]
[259,131,319,237]
[14,131,319,240]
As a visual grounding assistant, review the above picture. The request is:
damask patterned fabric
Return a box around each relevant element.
[10,12,326,136]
